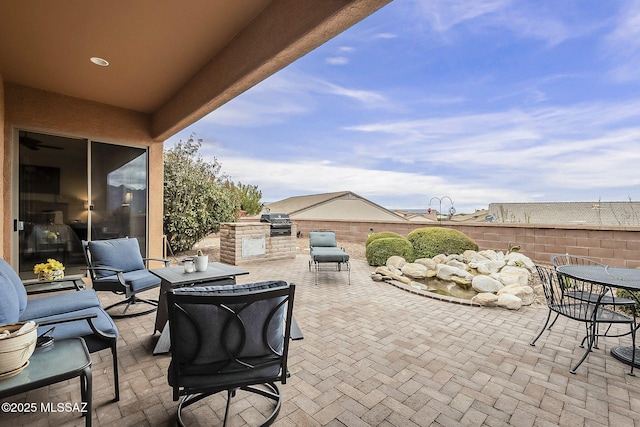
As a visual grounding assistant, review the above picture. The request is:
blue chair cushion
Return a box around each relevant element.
[20,289,102,320]
[88,237,145,278]
[23,306,119,353]
[311,247,349,263]
[94,270,160,293]
[0,269,19,324]
[309,231,337,248]
[0,259,28,319]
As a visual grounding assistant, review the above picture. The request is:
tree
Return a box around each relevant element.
[230,181,263,216]
[163,135,240,252]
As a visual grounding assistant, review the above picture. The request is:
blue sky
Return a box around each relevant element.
[166,0,640,214]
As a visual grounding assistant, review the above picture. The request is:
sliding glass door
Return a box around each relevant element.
[17,131,148,278]
[90,142,148,254]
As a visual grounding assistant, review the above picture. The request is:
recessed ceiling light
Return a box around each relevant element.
[90,57,109,67]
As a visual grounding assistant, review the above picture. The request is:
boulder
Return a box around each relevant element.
[471,259,506,275]
[401,263,428,279]
[504,252,536,272]
[472,275,504,293]
[414,258,436,270]
[375,266,411,284]
[497,285,534,306]
[446,259,468,271]
[436,264,473,283]
[464,250,489,263]
[386,256,407,269]
[496,293,522,310]
[471,292,498,306]
[495,266,530,287]
[432,254,448,264]
[478,249,499,260]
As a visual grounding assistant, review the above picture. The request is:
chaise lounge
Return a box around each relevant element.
[308,231,350,285]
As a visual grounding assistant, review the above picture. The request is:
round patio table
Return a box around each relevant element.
[557,264,640,368]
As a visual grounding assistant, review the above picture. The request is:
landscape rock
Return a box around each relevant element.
[386,256,406,270]
[496,293,522,310]
[436,264,473,283]
[375,266,411,284]
[414,258,436,270]
[472,259,506,275]
[374,248,537,311]
[498,285,534,306]
[471,292,499,306]
[472,275,504,293]
[494,266,530,287]
[446,259,468,271]
[401,263,428,279]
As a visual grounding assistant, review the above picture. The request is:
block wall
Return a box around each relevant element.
[294,219,640,268]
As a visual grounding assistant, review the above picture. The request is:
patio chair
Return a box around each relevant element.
[82,237,169,318]
[0,258,120,400]
[308,231,350,285]
[531,265,636,375]
[167,280,295,426]
[551,254,636,342]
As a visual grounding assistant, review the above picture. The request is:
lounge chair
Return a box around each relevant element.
[308,231,350,285]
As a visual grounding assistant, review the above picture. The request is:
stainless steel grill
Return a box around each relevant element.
[260,213,292,237]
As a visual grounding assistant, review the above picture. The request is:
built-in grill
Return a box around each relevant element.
[260,213,292,237]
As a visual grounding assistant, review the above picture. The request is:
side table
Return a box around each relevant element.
[0,337,92,426]
[22,274,86,295]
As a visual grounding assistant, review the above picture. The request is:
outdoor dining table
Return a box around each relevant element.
[150,262,303,355]
[556,264,640,368]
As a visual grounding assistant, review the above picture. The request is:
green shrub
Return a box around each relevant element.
[365,231,404,247]
[163,135,240,252]
[407,227,478,259]
[366,237,415,266]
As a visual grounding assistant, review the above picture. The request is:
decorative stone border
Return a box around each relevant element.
[381,277,481,306]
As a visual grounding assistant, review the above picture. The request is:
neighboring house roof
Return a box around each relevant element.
[488,202,640,226]
[449,209,490,222]
[264,191,407,221]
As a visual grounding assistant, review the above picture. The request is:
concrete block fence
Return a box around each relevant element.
[293,219,640,268]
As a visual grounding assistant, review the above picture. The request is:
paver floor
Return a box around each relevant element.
[3,255,640,426]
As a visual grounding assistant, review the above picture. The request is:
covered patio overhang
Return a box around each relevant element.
[0,0,392,260]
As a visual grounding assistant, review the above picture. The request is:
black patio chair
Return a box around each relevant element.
[551,254,636,342]
[531,265,636,375]
[167,280,295,426]
[82,237,169,318]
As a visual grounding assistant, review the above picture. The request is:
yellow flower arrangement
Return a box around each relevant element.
[33,258,65,280]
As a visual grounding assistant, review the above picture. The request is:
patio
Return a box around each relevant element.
[4,254,640,426]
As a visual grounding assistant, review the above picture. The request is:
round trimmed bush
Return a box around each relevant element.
[366,237,415,266]
[407,227,478,259]
[365,231,405,247]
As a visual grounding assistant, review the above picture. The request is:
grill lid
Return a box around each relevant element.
[260,213,291,224]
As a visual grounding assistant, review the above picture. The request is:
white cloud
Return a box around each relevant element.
[375,32,397,39]
[320,81,387,106]
[603,0,640,82]
[215,156,524,211]
[326,56,350,66]
[408,0,573,46]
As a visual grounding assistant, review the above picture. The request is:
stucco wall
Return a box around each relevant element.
[2,83,164,262]
[294,218,640,268]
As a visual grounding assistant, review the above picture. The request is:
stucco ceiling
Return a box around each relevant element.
[0,0,272,113]
[0,0,391,139]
